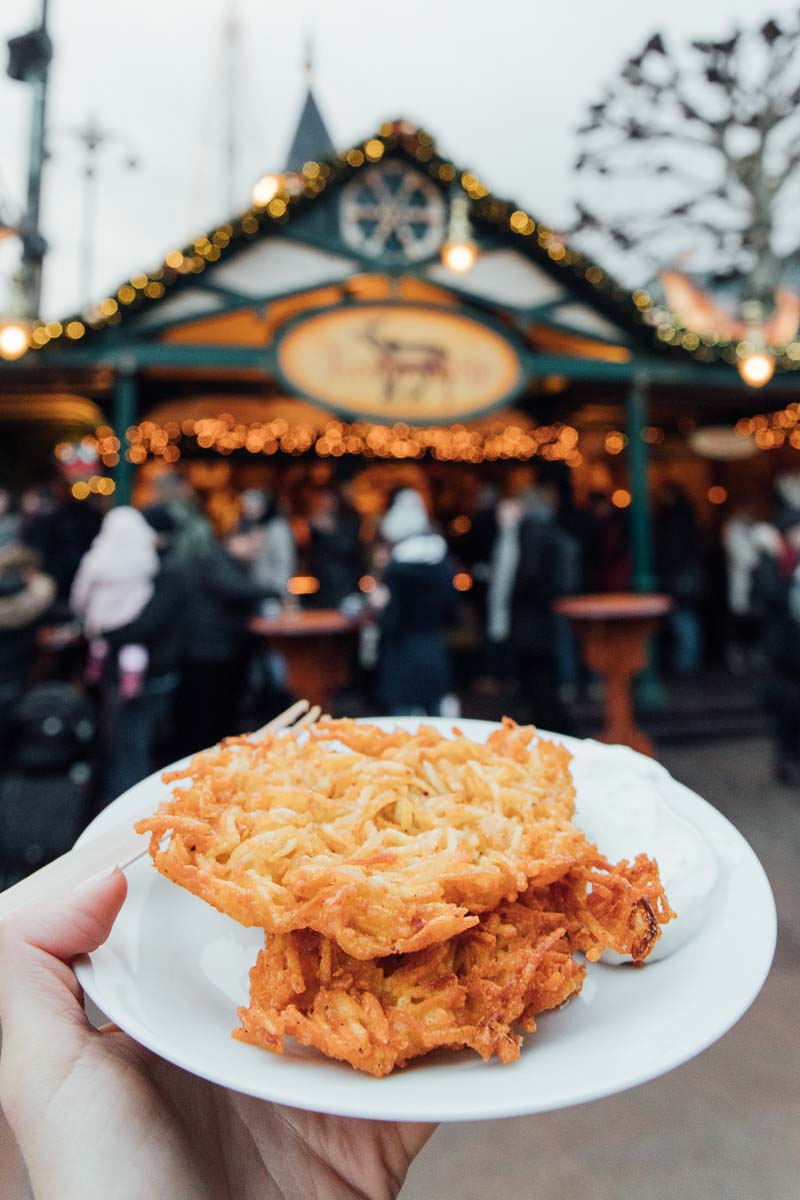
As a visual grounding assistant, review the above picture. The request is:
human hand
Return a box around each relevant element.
[0,872,434,1200]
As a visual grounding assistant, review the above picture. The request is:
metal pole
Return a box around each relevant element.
[626,372,656,592]
[19,0,51,318]
[112,364,138,505]
[80,155,97,307]
[626,373,665,709]
[222,2,239,213]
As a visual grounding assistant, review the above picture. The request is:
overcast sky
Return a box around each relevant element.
[0,0,790,318]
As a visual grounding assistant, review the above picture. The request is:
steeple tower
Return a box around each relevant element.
[284,37,334,169]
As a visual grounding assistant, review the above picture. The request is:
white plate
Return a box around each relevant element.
[74,718,776,1123]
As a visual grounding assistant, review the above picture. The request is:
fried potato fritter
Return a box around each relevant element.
[234,901,586,1077]
[136,716,676,1076]
[234,856,673,1077]
[136,718,586,960]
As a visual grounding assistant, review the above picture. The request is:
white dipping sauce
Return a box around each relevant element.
[568,740,722,963]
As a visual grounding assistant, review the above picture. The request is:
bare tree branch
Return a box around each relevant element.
[572,15,800,302]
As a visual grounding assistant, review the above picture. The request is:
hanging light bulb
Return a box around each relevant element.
[0,319,29,360]
[441,194,477,273]
[737,300,775,388]
[737,350,775,388]
[252,173,282,207]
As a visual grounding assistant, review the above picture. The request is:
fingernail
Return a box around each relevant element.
[75,866,123,894]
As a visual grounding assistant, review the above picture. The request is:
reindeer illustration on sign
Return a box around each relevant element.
[362,321,450,404]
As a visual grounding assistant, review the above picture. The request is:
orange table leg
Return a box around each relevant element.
[573,618,658,757]
[271,634,355,712]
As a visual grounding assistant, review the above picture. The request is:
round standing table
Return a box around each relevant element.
[555,593,671,757]
[249,609,366,712]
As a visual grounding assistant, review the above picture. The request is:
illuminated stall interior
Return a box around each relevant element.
[5,90,800,574]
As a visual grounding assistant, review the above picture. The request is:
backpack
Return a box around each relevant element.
[7,682,95,773]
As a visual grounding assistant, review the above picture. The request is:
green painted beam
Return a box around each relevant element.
[7,344,272,369]
[6,342,800,391]
[111,366,138,504]
[626,374,655,592]
[626,374,668,710]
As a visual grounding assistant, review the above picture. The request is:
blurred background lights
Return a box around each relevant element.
[737,350,775,388]
[287,575,320,596]
[441,193,477,273]
[0,320,29,360]
[252,173,281,206]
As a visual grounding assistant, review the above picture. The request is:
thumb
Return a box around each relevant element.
[0,869,127,1066]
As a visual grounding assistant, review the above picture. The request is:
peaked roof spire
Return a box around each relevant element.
[284,36,334,169]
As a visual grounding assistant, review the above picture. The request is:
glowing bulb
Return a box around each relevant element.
[441,193,477,273]
[737,351,774,388]
[441,240,477,273]
[0,321,29,360]
[252,174,281,206]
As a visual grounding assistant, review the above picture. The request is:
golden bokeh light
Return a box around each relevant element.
[0,321,29,360]
[737,351,775,388]
[441,240,477,273]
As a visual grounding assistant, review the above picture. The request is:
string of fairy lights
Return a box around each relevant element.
[2,122,675,360]
[735,402,800,450]
[118,415,583,467]
[1,120,797,384]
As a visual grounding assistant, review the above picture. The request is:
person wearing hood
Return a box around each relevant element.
[100,505,189,798]
[70,507,159,642]
[71,506,187,800]
[376,488,457,715]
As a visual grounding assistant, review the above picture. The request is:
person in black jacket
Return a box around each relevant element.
[23,480,102,612]
[751,516,800,784]
[101,505,188,800]
[0,547,56,758]
[376,489,457,715]
[655,482,705,675]
[507,486,580,732]
[174,525,274,754]
[308,487,362,608]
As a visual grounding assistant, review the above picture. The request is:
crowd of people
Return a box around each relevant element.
[2,466,800,834]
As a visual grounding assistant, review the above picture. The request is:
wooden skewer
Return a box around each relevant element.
[0,698,313,923]
[249,697,309,741]
[293,704,322,730]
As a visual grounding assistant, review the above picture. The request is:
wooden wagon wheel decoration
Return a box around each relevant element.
[339,162,446,263]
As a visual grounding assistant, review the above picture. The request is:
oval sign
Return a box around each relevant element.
[276,303,523,422]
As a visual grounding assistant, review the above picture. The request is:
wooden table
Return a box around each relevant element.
[555,593,671,757]
[249,609,367,711]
